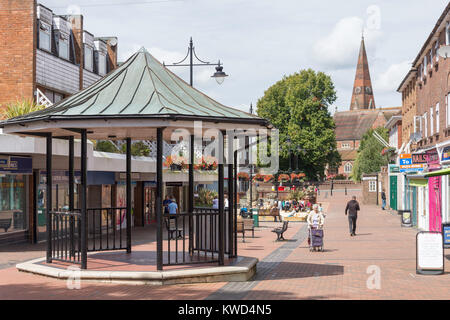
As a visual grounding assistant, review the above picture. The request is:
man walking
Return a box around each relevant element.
[345,196,360,236]
[381,189,386,210]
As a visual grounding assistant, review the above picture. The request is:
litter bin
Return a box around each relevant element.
[398,210,412,227]
[251,208,259,227]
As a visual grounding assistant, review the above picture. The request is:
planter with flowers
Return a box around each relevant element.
[237,172,250,181]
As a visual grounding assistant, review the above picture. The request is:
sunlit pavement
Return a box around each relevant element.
[0,190,448,299]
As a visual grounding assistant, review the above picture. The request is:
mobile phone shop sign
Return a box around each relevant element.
[443,224,450,247]
[416,232,444,275]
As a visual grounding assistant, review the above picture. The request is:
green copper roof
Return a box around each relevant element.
[4,48,265,124]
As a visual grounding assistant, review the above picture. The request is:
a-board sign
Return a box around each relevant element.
[416,231,444,275]
[443,224,450,248]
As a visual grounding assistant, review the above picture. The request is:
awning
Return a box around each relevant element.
[424,167,450,178]
[408,178,427,187]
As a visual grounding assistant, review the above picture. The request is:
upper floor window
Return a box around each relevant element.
[446,22,450,46]
[85,45,94,72]
[430,107,434,135]
[98,52,107,76]
[341,143,351,149]
[39,22,51,52]
[58,33,70,60]
[436,103,440,133]
[344,162,353,174]
[447,94,450,127]
[424,112,428,137]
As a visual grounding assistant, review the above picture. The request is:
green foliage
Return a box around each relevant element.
[288,189,306,200]
[95,140,120,153]
[256,69,341,180]
[351,127,390,182]
[1,99,45,119]
[120,141,150,157]
[195,188,218,207]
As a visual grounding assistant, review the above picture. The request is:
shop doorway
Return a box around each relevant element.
[390,176,397,211]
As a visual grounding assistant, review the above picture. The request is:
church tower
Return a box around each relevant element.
[350,36,375,110]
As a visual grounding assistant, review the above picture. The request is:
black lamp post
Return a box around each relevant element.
[164,37,228,87]
[286,135,293,172]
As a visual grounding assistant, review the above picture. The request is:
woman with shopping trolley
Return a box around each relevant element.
[307,204,325,251]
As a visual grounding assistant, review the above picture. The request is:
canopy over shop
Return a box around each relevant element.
[0,48,271,270]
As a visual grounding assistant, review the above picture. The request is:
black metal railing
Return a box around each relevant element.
[51,211,81,264]
[87,207,127,252]
[162,208,220,266]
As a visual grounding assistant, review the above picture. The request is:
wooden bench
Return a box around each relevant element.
[0,219,11,233]
[236,220,245,242]
[165,217,182,240]
[271,221,289,241]
[243,218,255,237]
[258,207,281,222]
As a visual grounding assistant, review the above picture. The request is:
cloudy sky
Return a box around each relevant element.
[46,0,448,114]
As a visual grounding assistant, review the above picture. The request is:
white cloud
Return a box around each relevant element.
[374,61,411,93]
[312,16,382,69]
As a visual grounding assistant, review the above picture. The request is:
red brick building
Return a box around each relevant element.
[332,37,400,178]
[0,1,118,113]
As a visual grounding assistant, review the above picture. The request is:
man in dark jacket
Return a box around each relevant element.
[345,196,360,236]
[381,189,386,210]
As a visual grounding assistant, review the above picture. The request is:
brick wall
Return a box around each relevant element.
[0,0,36,114]
[401,76,417,147]
[415,24,450,150]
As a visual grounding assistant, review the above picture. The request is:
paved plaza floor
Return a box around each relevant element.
[0,190,448,300]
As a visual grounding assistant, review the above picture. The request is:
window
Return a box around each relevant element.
[341,143,350,149]
[447,94,450,127]
[447,22,450,45]
[424,112,428,137]
[430,107,434,135]
[435,41,439,62]
[369,181,377,192]
[58,33,69,60]
[84,46,93,72]
[344,162,353,174]
[0,175,27,234]
[98,52,107,76]
[39,22,51,51]
[436,103,440,133]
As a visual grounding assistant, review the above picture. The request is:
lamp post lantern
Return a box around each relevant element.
[164,37,228,87]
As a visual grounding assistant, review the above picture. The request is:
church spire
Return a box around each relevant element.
[350,37,375,110]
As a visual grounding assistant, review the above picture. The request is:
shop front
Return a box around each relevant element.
[424,148,441,232]
[0,155,32,244]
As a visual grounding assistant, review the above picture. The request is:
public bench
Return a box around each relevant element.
[243,218,255,237]
[236,220,245,242]
[0,219,11,233]
[258,207,281,222]
[165,217,183,240]
[271,221,289,241]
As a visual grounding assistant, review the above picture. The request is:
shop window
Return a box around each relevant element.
[0,175,27,234]
[39,21,51,52]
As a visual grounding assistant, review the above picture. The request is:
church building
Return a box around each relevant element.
[331,37,401,178]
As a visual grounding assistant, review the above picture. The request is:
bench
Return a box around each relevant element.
[236,220,245,242]
[0,219,11,233]
[165,217,183,240]
[271,221,289,241]
[258,207,281,222]
[243,218,255,237]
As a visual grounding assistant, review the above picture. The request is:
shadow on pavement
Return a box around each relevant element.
[259,261,344,280]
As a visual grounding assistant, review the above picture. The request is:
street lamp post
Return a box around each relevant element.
[164,37,228,86]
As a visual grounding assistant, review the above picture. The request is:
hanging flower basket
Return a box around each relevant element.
[237,172,250,180]
[263,174,274,183]
[278,173,290,182]
[253,173,264,181]
[199,156,218,171]
[164,155,187,171]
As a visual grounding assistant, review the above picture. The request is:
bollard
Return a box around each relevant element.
[345,186,347,195]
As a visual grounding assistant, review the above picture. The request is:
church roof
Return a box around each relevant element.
[350,37,375,110]
[334,108,401,141]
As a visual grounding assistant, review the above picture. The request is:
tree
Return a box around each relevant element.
[256,69,341,180]
[351,127,389,182]
[95,140,120,153]
[1,99,45,119]
[121,141,150,157]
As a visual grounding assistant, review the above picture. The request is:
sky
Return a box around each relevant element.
[45,0,449,114]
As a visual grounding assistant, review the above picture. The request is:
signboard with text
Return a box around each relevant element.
[399,154,424,172]
[416,231,444,275]
[441,147,450,162]
[443,224,450,248]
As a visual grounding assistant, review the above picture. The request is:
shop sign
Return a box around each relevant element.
[389,164,399,173]
[400,154,424,172]
[441,147,450,162]
[401,211,412,227]
[425,148,439,165]
[166,182,183,187]
[443,224,450,248]
[0,156,32,174]
[412,153,427,164]
[0,156,9,168]
[416,231,444,275]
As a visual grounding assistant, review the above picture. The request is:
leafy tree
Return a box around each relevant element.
[351,127,389,182]
[1,99,45,119]
[256,69,341,180]
[121,141,150,157]
[95,140,120,153]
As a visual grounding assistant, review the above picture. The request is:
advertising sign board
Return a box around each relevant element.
[416,231,444,275]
